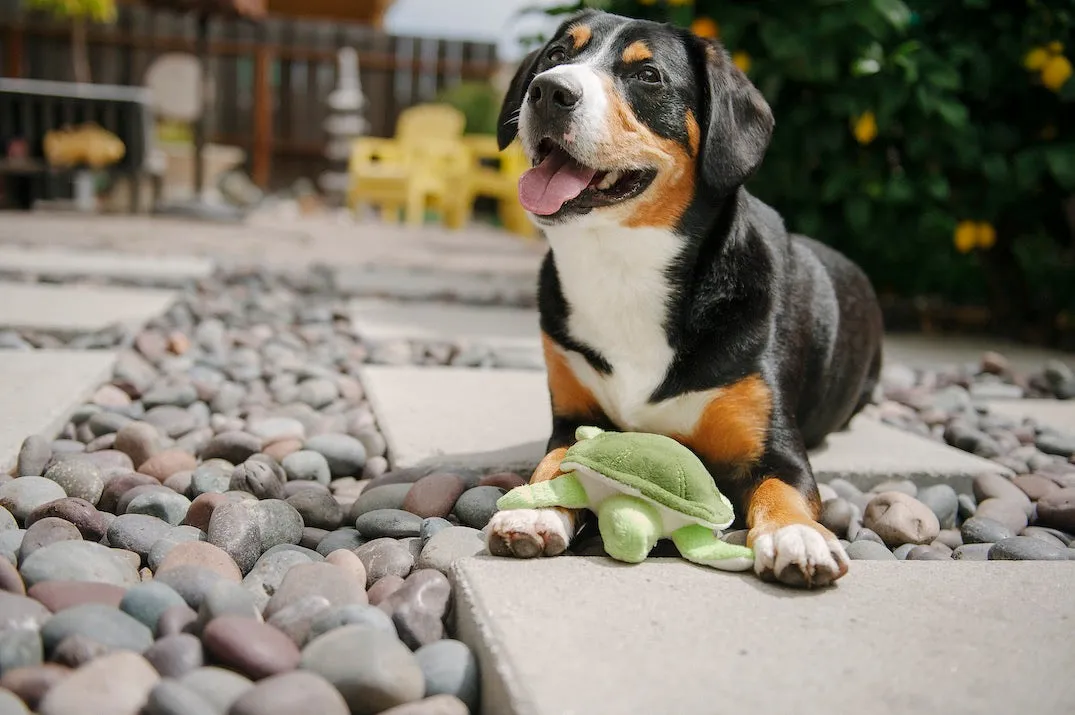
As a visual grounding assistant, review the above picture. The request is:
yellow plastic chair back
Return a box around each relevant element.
[394,104,466,142]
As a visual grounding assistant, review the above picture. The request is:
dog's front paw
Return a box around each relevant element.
[486,508,573,558]
[749,522,849,588]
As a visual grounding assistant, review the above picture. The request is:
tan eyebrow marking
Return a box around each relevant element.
[622,40,653,63]
[568,24,592,50]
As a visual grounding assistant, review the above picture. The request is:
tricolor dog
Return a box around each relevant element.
[486,10,883,587]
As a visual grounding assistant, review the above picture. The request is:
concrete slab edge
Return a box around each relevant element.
[451,558,537,715]
[1,351,118,473]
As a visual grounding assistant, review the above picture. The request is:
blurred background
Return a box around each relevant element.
[0,0,1073,348]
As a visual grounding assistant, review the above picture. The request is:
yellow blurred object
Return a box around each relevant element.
[953,221,978,254]
[732,51,752,73]
[1024,46,1050,71]
[456,136,536,238]
[43,122,125,169]
[347,103,536,237]
[347,104,468,226]
[690,17,719,38]
[953,220,996,253]
[1048,41,1064,55]
[852,111,878,145]
[1041,55,1072,91]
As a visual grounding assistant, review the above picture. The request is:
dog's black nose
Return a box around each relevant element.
[528,74,582,116]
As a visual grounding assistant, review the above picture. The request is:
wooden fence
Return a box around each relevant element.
[0,1,499,190]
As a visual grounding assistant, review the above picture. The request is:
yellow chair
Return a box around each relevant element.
[347,135,471,226]
[453,135,536,238]
[394,103,466,141]
[347,104,469,225]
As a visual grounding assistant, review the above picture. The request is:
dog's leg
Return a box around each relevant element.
[486,440,579,558]
[486,334,604,558]
[746,425,849,587]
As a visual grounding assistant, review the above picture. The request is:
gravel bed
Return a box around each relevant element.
[0,266,1074,711]
[0,269,498,714]
[805,351,1075,563]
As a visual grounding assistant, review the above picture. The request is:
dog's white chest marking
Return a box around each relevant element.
[546,225,716,435]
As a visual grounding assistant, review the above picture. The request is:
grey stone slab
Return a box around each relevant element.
[0,350,116,471]
[0,282,176,332]
[359,366,1008,491]
[452,557,1075,715]
[359,366,550,474]
[0,246,213,286]
[335,266,536,306]
[810,414,1009,493]
[985,399,1075,431]
[349,298,541,351]
[884,333,1074,374]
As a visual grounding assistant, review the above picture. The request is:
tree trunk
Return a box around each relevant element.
[978,238,1047,344]
[71,16,90,84]
[193,13,209,197]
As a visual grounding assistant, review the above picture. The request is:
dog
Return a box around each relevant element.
[485,10,883,588]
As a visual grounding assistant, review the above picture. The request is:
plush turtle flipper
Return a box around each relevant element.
[671,524,754,572]
[496,473,590,511]
[598,495,662,564]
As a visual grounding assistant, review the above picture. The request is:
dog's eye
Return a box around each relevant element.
[546,47,566,64]
[634,66,661,84]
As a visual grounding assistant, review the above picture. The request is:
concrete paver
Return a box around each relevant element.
[335,266,536,305]
[884,333,1074,374]
[359,366,1008,489]
[360,366,550,475]
[452,557,1075,715]
[985,399,1075,431]
[350,299,541,352]
[0,246,214,286]
[810,414,1009,491]
[0,350,117,471]
[0,211,546,276]
[0,282,176,332]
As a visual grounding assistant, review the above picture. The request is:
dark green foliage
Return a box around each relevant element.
[536,0,1075,339]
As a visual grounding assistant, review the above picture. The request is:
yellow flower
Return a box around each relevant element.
[1048,41,1064,55]
[1024,47,1050,70]
[732,51,752,73]
[953,221,996,252]
[852,111,877,145]
[953,221,979,254]
[690,17,719,39]
[1042,55,1073,91]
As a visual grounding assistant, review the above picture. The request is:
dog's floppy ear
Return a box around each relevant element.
[695,39,774,195]
[497,48,542,150]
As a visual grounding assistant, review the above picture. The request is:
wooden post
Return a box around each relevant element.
[193,13,210,197]
[252,42,273,189]
[4,25,24,78]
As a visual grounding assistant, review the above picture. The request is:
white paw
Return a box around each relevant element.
[751,523,849,588]
[485,508,573,558]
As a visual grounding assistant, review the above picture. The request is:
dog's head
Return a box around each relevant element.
[499,11,774,230]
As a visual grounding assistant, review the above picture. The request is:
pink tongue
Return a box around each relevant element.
[518,150,598,216]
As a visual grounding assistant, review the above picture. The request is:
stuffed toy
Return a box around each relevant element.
[496,426,754,571]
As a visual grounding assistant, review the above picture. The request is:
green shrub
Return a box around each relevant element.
[535,0,1075,342]
[435,81,503,135]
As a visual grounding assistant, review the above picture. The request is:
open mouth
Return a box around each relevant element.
[517,139,656,217]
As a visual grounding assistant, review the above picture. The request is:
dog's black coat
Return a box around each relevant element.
[499,11,883,519]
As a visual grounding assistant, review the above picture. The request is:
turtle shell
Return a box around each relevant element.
[563,430,734,527]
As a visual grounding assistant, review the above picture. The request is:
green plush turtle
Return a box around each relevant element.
[495,426,753,571]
